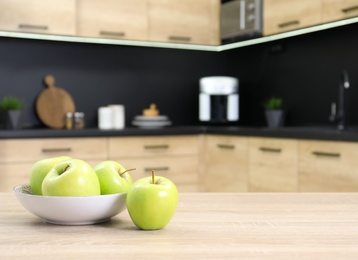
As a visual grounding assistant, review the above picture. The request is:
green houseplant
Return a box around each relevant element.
[264,97,285,128]
[0,96,25,129]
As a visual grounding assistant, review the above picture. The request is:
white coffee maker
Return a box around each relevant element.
[199,76,239,123]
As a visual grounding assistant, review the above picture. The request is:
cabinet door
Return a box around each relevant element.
[299,140,358,192]
[148,0,220,45]
[201,135,249,192]
[117,156,199,192]
[322,0,358,23]
[77,0,148,41]
[263,0,322,36]
[0,0,75,35]
[249,137,298,192]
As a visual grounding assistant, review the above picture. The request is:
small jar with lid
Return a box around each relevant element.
[65,112,73,129]
[74,112,85,129]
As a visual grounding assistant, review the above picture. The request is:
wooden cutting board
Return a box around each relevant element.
[36,75,76,129]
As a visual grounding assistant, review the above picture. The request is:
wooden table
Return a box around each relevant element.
[1,192,358,259]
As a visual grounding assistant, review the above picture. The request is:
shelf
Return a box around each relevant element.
[0,17,357,52]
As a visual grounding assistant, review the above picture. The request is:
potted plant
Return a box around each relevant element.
[0,96,25,129]
[264,97,285,128]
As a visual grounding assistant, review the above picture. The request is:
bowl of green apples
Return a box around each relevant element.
[13,157,134,225]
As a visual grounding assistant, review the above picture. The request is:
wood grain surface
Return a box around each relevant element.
[36,75,75,129]
[1,192,358,259]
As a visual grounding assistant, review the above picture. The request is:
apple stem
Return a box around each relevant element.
[64,164,70,172]
[152,170,155,184]
[119,168,136,176]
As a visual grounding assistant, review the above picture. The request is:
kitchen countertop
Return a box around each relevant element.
[1,192,358,259]
[2,125,358,142]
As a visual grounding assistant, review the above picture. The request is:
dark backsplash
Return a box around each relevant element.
[0,22,357,129]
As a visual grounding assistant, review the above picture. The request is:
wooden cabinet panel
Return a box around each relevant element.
[0,0,75,35]
[148,0,220,45]
[322,0,358,23]
[201,135,249,192]
[0,138,107,163]
[77,0,148,41]
[263,0,322,36]
[109,136,199,158]
[249,137,298,192]
[117,156,198,192]
[299,140,358,192]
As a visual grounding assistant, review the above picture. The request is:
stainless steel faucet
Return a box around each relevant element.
[329,70,350,130]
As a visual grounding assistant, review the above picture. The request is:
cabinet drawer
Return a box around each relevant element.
[0,0,76,35]
[322,0,358,23]
[77,0,148,41]
[0,138,107,163]
[263,0,321,35]
[109,136,199,158]
[299,140,358,191]
[118,156,199,192]
[249,137,298,192]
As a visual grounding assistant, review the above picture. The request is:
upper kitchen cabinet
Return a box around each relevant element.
[322,0,358,23]
[0,0,75,35]
[77,0,148,41]
[148,0,221,45]
[263,0,322,36]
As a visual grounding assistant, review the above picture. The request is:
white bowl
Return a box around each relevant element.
[13,184,127,225]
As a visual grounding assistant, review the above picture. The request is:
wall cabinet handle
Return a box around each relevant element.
[168,36,191,42]
[18,24,48,30]
[100,31,125,37]
[144,167,169,172]
[259,147,282,153]
[42,148,72,153]
[217,144,235,149]
[342,5,358,13]
[278,20,300,28]
[144,145,169,150]
[312,151,340,157]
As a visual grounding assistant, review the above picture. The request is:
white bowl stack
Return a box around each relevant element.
[131,115,172,129]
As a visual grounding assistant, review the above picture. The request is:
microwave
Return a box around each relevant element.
[221,0,262,44]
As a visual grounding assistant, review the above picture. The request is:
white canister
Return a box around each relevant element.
[108,104,125,130]
[98,107,113,130]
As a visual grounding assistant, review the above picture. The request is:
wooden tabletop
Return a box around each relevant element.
[1,192,358,259]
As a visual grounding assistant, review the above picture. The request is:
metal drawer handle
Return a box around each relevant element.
[168,36,191,42]
[100,31,125,37]
[217,144,235,149]
[144,145,169,150]
[18,24,48,30]
[278,20,299,28]
[42,148,72,153]
[342,5,358,13]
[312,151,340,157]
[259,147,282,153]
[144,167,169,172]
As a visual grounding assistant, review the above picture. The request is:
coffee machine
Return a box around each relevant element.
[199,76,239,123]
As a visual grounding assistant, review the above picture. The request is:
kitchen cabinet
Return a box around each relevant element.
[0,0,76,35]
[0,137,107,192]
[249,137,298,192]
[263,0,322,36]
[77,0,148,41]
[201,135,249,192]
[298,140,358,192]
[148,0,221,45]
[108,135,200,192]
[322,0,358,23]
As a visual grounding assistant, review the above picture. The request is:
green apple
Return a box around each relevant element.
[29,156,72,195]
[94,160,134,195]
[42,159,101,196]
[126,171,178,230]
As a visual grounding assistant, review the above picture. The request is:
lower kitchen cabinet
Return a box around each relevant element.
[298,140,358,192]
[108,135,200,192]
[0,137,108,192]
[201,135,249,192]
[248,137,298,192]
